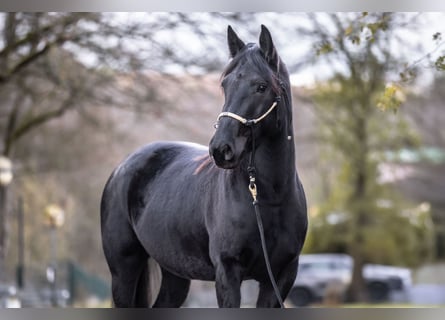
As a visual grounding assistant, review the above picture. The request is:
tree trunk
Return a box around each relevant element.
[347,112,370,302]
[0,184,8,281]
[348,215,369,302]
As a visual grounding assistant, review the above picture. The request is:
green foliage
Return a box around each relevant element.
[305,13,434,269]
[315,41,334,56]
[304,174,435,267]
[376,83,405,113]
[435,56,445,71]
[340,13,390,47]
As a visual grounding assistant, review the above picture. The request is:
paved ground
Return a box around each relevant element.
[185,281,445,307]
[408,284,445,305]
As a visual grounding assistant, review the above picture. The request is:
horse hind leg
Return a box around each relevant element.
[108,243,151,307]
[108,246,162,307]
[152,267,191,307]
[102,208,152,307]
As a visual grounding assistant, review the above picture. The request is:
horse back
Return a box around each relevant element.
[102,141,208,220]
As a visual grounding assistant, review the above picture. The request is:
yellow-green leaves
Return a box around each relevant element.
[376,83,406,113]
[345,13,389,46]
[315,41,333,56]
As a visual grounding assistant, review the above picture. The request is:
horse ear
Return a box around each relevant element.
[227,25,245,58]
[259,25,279,69]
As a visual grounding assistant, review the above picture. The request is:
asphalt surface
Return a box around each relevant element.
[408,284,445,305]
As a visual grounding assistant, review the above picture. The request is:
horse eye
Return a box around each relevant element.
[257,84,267,93]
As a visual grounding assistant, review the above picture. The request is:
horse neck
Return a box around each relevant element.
[255,126,296,187]
[247,96,296,192]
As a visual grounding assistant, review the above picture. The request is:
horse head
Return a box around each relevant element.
[209,25,289,169]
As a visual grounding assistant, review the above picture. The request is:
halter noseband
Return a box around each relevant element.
[214,96,281,129]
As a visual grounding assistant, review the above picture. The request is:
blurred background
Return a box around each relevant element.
[0,12,444,308]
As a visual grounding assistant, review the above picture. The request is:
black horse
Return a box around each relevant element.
[101,25,307,308]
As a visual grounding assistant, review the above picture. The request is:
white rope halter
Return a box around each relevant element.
[214,96,280,128]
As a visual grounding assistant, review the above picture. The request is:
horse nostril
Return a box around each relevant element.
[221,144,234,161]
[209,142,236,167]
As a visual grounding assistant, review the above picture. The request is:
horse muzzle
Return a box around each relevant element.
[209,142,239,169]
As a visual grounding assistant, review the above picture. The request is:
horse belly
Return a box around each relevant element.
[155,250,215,281]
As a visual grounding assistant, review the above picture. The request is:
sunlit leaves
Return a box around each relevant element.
[376,83,406,112]
[366,20,388,36]
[344,25,354,36]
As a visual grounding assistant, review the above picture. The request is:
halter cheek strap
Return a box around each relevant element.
[214,96,281,128]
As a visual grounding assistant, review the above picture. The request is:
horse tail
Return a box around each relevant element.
[146,258,162,306]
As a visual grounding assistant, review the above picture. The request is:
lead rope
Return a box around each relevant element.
[246,122,285,309]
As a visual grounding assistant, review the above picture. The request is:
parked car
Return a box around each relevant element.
[288,253,412,306]
[0,284,21,308]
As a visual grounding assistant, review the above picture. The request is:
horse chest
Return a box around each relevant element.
[213,205,299,264]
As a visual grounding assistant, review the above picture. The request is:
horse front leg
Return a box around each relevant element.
[256,258,298,308]
[214,256,243,307]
